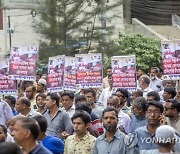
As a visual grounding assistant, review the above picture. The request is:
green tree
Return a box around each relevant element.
[100,33,162,74]
[34,0,123,65]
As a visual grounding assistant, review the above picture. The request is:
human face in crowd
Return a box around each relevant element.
[131,102,139,116]
[115,91,125,105]
[25,86,34,100]
[37,83,44,93]
[164,80,174,88]
[163,102,174,118]
[146,105,161,127]
[106,68,112,77]
[4,98,14,110]
[150,68,157,79]
[12,120,28,146]
[61,95,73,111]
[45,96,55,109]
[108,76,112,87]
[102,111,118,132]
[130,91,137,103]
[107,98,118,108]
[0,127,7,143]
[137,69,144,78]
[15,98,24,113]
[36,96,45,108]
[146,96,155,102]
[139,77,144,89]
[36,75,41,83]
[72,117,88,137]
[162,91,171,101]
[85,92,95,105]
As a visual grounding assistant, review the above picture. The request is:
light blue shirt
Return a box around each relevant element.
[131,115,147,133]
[93,129,126,154]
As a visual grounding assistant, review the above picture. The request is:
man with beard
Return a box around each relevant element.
[149,67,163,92]
[64,110,96,154]
[93,107,127,154]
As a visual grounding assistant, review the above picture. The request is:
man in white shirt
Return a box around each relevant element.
[149,67,163,92]
[61,92,75,118]
[98,76,115,108]
[139,74,154,98]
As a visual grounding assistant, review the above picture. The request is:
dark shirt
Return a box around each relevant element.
[29,143,52,154]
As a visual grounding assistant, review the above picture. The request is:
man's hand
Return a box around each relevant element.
[159,115,167,125]
[61,131,70,139]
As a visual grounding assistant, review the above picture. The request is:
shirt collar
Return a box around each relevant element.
[143,87,150,92]
[100,129,122,141]
[72,132,90,141]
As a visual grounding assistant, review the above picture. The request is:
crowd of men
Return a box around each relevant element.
[0,66,180,154]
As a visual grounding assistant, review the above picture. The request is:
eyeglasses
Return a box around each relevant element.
[146,110,161,115]
[164,107,174,111]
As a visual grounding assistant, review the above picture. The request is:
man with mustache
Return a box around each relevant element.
[93,107,134,154]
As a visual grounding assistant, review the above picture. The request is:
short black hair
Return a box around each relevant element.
[151,67,159,73]
[0,124,7,136]
[4,95,16,106]
[148,101,164,113]
[61,91,74,100]
[147,91,160,101]
[33,115,47,133]
[164,88,176,99]
[116,88,128,98]
[135,89,143,97]
[47,92,60,107]
[166,99,180,113]
[75,103,92,114]
[137,67,146,73]
[75,95,87,104]
[71,110,91,125]
[84,88,96,98]
[36,93,47,101]
[102,107,118,118]
[0,142,22,154]
[20,97,31,107]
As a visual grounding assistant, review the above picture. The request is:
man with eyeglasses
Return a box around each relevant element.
[134,101,165,153]
[163,99,180,135]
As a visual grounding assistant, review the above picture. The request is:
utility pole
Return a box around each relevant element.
[8,15,11,49]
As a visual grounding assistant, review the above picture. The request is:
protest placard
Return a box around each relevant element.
[76,53,103,89]
[47,55,65,92]
[9,45,38,81]
[162,40,180,79]
[0,58,17,94]
[64,56,76,91]
[111,55,136,90]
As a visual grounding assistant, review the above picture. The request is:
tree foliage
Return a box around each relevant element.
[34,0,123,65]
[101,33,162,73]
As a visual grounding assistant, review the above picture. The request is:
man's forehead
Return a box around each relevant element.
[148,105,160,111]
[104,111,117,116]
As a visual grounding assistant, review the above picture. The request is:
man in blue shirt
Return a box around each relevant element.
[135,101,166,153]
[131,97,147,132]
